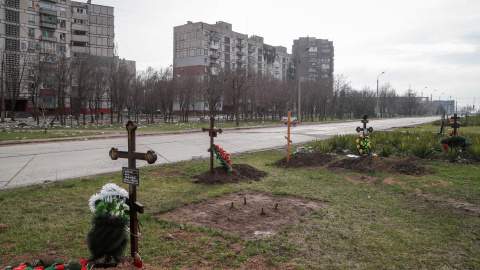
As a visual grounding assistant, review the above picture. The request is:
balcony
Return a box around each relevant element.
[236,59,245,65]
[209,53,219,59]
[40,21,57,29]
[210,33,221,42]
[236,42,245,48]
[41,36,57,42]
[210,42,220,50]
[39,8,57,16]
[210,61,220,67]
[236,51,245,57]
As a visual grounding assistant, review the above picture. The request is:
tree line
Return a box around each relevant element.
[3,53,440,126]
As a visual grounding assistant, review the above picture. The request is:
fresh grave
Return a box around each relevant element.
[154,190,328,240]
[192,144,267,184]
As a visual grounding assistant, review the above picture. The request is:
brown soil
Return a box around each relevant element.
[192,164,267,184]
[328,156,435,176]
[155,190,328,240]
[274,152,334,167]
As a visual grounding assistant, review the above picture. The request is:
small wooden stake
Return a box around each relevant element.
[275,203,278,210]
[260,208,265,215]
[244,197,247,205]
[230,202,234,208]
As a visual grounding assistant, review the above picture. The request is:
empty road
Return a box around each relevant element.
[0,116,438,190]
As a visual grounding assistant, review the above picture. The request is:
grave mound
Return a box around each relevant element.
[328,156,435,176]
[274,151,334,167]
[155,190,328,240]
[192,164,267,184]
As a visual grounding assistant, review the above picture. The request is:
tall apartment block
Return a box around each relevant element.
[0,0,114,113]
[292,37,334,88]
[173,21,295,81]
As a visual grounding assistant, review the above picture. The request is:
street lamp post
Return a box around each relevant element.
[430,90,437,102]
[376,71,385,118]
[297,46,310,123]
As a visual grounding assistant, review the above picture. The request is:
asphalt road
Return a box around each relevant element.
[0,116,438,190]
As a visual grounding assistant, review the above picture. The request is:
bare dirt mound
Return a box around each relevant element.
[274,152,334,167]
[155,190,328,240]
[192,164,267,184]
[328,156,435,176]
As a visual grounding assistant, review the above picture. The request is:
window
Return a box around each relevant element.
[59,20,66,28]
[41,14,56,23]
[72,41,88,47]
[73,7,87,14]
[60,7,66,14]
[39,3,54,10]
[28,14,35,22]
[28,28,35,37]
[28,0,34,7]
[73,30,87,35]
[28,41,36,50]
[41,41,53,49]
[60,33,66,40]
[28,55,36,63]
[42,30,53,37]
[59,45,66,52]
[28,69,35,77]
[74,19,86,24]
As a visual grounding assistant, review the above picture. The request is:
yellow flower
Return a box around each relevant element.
[359,149,363,154]
[360,135,364,138]
[357,145,360,148]
[356,139,360,144]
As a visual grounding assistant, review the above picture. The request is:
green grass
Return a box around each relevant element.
[1,149,480,269]
[0,130,99,141]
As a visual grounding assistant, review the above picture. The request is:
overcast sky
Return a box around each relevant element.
[78,0,480,109]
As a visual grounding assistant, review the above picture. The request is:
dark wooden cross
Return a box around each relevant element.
[202,116,222,174]
[446,113,467,135]
[280,111,298,163]
[356,115,374,136]
[108,120,157,257]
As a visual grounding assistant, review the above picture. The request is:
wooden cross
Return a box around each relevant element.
[356,115,373,136]
[280,111,298,163]
[202,116,222,174]
[108,120,157,257]
[446,113,467,135]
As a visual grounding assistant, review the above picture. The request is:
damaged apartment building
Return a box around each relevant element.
[0,0,118,115]
[173,21,334,113]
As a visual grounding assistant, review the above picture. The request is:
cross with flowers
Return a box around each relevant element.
[446,113,467,135]
[202,116,223,174]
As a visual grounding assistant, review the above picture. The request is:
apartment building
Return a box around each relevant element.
[0,0,114,114]
[292,37,334,87]
[173,21,296,80]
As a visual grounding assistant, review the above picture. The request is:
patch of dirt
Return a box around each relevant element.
[416,193,480,217]
[328,156,435,176]
[192,164,267,184]
[274,152,334,167]
[154,190,328,240]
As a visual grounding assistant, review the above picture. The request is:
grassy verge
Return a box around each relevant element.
[0,130,100,141]
[1,149,479,269]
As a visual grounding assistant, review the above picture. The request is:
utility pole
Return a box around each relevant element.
[1,50,5,123]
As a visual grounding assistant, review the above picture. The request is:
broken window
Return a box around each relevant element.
[28,14,35,22]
